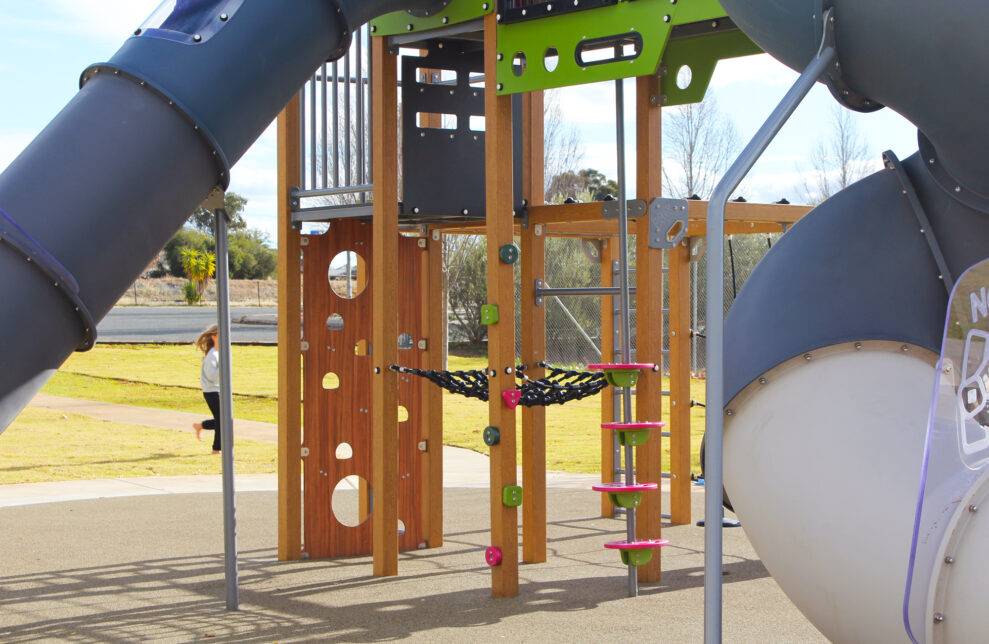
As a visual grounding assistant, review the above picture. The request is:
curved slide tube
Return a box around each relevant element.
[0,0,435,430]
[717,1,989,641]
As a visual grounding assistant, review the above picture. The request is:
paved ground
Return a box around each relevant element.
[0,395,827,642]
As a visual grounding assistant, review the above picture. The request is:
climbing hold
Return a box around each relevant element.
[485,546,503,566]
[498,243,520,264]
[481,304,499,325]
[483,425,501,446]
[588,363,656,388]
[502,485,523,507]
[502,389,521,408]
[592,482,658,509]
[604,538,669,567]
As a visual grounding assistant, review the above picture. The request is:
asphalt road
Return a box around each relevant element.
[96,307,277,343]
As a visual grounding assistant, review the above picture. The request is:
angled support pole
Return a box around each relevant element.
[704,10,838,642]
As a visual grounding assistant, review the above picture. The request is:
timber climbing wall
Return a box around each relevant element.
[301,218,426,558]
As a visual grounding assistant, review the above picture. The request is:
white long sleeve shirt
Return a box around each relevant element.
[201,347,220,393]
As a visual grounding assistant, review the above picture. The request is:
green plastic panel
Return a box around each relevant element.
[495,0,749,95]
[604,369,640,388]
[370,0,493,37]
[617,429,651,447]
[620,549,654,567]
[608,491,643,509]
[481,304,499,325]
[659,29,761,106]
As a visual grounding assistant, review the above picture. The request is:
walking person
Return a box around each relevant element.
[193,324,222,454]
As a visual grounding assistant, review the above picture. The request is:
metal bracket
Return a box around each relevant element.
[602,199,647,220]
[535,279,544,307]
[883,150,954,293]
[648,198,689,249]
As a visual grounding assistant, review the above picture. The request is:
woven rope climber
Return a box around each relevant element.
[390,361,608,407]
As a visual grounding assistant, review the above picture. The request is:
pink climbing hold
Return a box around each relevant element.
[485,546,503,566]
[502,389,521,409]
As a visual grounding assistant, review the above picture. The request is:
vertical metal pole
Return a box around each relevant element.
[356,26,365,194]
[298,88,306,189]
[614,76,636,598]
[703,15,836,641]
[309,72,317,190]
[214,206,238,611]
[332,60,340,188]
[321,63,328,189]
[344,47,352,187]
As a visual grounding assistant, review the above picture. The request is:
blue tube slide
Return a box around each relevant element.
[0,0,438,431]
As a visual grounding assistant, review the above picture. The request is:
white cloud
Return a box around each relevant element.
[36,0,160,39]
[709,54,798,89]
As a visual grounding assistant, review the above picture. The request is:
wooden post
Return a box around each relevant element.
[485,13,519,598]
[277,95,302,562]
[634,74,664,582]
[668,237,692,524]
[371,36,400,577]
[422,228,445,547]
[520,91,546,564]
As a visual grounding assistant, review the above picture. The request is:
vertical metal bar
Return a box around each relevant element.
[298,88,306,190]
[321,62,328,190]
[366,36,372,204]
[703,18,836,641]
[309,72,317,191]
[356,26,365,198]
[213,208,238,611]
[344,45,352,188]
[613,76,636,599]
[332,60,340,188]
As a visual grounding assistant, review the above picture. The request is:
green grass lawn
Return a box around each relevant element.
[2,344,707,484]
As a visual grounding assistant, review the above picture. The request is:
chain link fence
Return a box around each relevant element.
[690,232,783,375]
[448,231,780,374]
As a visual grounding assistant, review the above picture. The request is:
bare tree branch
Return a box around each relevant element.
[662,95,740,199]
[801,105,872,204]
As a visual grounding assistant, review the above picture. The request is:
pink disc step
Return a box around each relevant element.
[592,482,658,493]
[601,421,665,430]
[588,363,656,371]
[604,538,669,550]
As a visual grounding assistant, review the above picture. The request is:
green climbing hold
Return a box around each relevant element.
[481,304,499,325]
[617,429,651,447]
[483,426,501,446]
[608,491,643,509]
[498,243,520,264]
[502,485,523,507]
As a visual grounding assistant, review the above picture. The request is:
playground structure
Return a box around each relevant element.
[2,0,989,642]
[272,3,811,601]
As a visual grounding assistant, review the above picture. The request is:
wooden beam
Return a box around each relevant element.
[668,239,692,525]
[485,12,519,598]
[520,90,546,564]
[277,95,303,562]
[422,228,444,548]
[633,74,664,583]
[371,36,400,577]
[527,200,810,228]
[687,221,788,236]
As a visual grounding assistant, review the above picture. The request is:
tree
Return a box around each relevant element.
[180,248,215,304]
[801,105,872,204]
[662,95,740,199]
[187,192,248,233]
[164,228,210,277]
[443,235,488,345]
[547,168,619,203]
[543,89,584,201]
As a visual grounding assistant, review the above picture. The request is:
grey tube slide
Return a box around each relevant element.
[0,0,437,431]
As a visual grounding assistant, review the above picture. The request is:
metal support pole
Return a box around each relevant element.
[213,202,239,611]
[703,11,836,642]
[613,76,637,598]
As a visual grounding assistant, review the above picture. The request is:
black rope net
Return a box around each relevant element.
[390,361,608,407]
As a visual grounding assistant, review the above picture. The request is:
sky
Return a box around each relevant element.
[0,1,920,243]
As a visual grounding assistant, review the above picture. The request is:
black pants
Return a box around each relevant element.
[201,391,221,451]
